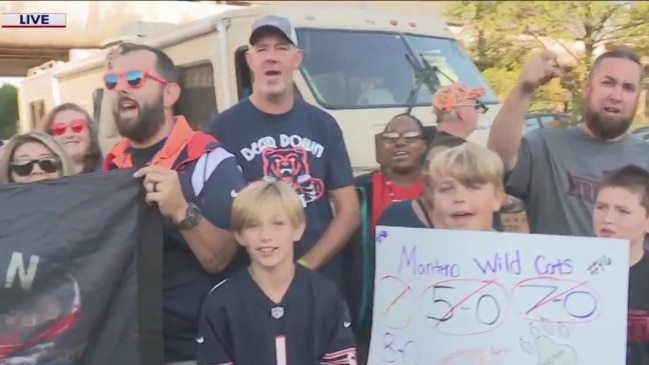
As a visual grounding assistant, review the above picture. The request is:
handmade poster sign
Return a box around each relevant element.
[368,226,630,365]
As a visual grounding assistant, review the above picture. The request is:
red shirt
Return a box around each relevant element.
[371,172,423,229]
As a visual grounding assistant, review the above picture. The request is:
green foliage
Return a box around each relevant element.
[0,84,18,138]
[445,0,649,115]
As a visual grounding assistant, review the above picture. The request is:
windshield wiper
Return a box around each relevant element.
[419,52,456,84]
[404,52,456,114]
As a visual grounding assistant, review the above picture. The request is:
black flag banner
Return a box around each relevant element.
[0,169,164,365]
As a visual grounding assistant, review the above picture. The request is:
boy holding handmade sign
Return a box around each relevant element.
[592,164,649,365]
[423,143,506,230]
[368,143,507,363]
[377,143,506,230]
[195,180,357,365]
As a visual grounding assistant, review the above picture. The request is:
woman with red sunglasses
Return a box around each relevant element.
[0,132,76,184]
[39,103,102,174]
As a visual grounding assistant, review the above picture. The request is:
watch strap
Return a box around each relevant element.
[177,203,202,230]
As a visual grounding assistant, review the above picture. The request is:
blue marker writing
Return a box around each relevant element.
[473,250,522,275]
[534,255,573,275]
[398,245,460,277]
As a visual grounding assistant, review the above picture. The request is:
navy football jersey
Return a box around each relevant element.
[196,265,357,365]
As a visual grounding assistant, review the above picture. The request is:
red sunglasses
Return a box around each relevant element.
[103,69,168,90]
[50,119,86,137]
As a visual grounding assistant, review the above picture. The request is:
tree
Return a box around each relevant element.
[445,1,649,116]
[0,84,18,138]
[445,1,562,110]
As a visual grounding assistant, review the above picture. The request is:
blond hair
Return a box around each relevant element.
[427,143,504,188]
[231,180,305,234]
[0,132,76,183]
[37,103,103,172]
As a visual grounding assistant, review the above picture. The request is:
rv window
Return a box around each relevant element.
[234,45,303,101]
[175,62,217,129]
[296,29,497,110]
[92,88,104,122]
[29,100,45,130]
[234,46,253,101]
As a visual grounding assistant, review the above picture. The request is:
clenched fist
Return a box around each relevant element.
[517,50,561,94]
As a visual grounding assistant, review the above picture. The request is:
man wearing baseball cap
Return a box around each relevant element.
[248,14,298,46]
[206,13,360,298]
[427,82,507,231]
[429,82,487,149]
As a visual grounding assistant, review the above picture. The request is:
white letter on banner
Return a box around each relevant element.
[4,252,40,290]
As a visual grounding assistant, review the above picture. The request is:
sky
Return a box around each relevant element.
[0,77,22,87]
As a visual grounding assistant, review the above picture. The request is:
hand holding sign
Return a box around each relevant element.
[134,165,190,223]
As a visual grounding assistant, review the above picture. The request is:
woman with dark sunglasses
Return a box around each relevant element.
[0,132,76,183]
[38,103,102,174]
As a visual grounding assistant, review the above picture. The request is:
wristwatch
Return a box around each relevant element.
[176,203,202,231]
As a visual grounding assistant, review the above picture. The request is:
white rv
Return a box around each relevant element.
[18,4,500,173]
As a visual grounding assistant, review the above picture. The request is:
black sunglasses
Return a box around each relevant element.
[461,101,489,114]
[474,102,489,114]
[9,157,61,177]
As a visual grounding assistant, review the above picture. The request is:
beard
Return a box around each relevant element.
[113,94,164,144]
[583,103,634,140]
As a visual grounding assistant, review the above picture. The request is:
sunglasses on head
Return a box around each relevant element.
[50,119,86,137]
[103,69,168,90]
[9,157,61,177]
[382,131,423,144]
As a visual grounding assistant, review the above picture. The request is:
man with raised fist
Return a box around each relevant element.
[488,48,649,237]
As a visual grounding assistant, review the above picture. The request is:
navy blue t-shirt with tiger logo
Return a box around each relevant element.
[207,98,355,288]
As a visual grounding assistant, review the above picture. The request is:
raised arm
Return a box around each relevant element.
[487,51,560,171]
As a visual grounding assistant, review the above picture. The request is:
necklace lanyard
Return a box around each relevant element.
[416,198,434,228]
[119,123,176,168]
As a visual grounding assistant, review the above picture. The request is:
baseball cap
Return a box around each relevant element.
[249,15,298,46]
[432,83,486,114]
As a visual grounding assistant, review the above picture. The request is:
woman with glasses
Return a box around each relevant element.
[357,113,428,230]
[38,103,102,174]
[0,132,76,183]
[346,113,427,364]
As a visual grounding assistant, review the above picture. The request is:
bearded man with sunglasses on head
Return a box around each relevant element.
[101,43,246,365]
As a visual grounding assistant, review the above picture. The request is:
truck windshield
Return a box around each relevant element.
[296,29,497,110]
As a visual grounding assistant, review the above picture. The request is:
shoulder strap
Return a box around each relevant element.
[191,146,235,197]
[416,198,434,228]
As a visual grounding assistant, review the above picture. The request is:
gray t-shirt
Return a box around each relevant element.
[506,127,649,237]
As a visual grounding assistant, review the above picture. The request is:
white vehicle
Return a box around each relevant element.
[18,4,499,174]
